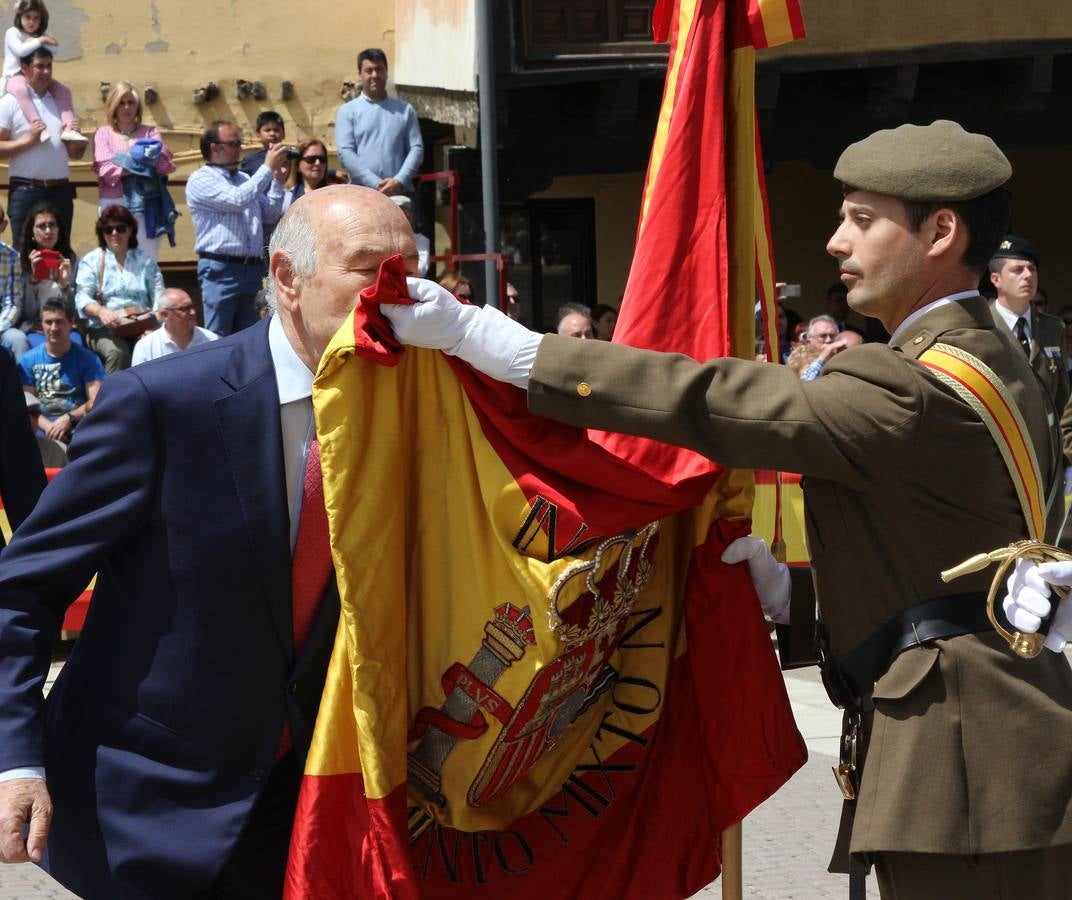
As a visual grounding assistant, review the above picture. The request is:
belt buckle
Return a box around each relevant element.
[832,713,860,800]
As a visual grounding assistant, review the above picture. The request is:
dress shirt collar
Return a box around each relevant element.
[268,313,313,405]
[992,297,1031,335]
[888,290,981,346]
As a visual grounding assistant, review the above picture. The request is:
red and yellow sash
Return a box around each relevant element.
[920,343,1045,541]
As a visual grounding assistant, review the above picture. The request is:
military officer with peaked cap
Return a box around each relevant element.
[383,120,1072,899]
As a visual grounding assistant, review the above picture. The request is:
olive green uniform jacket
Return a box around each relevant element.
[527,295,1072,858]
[990,303,1070,415]
[991,303,1070,465]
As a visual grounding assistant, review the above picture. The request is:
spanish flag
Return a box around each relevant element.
[284,0,806,896]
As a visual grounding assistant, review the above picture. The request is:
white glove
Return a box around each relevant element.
[380,278,538,384]
[1002,558,1072,653]
[721,536,791,624]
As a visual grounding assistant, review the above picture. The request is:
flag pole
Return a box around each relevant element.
[721,820,743,899]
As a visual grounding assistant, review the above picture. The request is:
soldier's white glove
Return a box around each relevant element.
[380,278,538,385]
[721,536,791,624]
[1002,558,1072,653]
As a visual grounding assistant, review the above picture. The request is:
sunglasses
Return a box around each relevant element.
[164,303,196,314]
[302,155,327,164]
[102,225,130,235]
[34,221,58,231]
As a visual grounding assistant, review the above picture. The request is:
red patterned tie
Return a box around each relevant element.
[290,439,334,654]
[278,438,334,759]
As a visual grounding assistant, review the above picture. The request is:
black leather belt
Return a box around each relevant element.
[10,176,70,188]
[199,251,262,267]
[819,592,992,708]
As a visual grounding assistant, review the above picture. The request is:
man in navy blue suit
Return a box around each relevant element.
[0,185,419,899]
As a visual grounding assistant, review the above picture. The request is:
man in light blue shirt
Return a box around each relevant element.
[334,48,423,198]
[185,121,288,335]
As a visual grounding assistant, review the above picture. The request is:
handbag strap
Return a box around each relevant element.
[920,342,1045,541]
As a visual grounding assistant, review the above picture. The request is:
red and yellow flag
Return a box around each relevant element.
[285,0,806,896]
[599,0,804,474]
[284,268,805,898]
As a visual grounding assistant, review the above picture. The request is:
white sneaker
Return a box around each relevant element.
[38,129,50,143]
[60,129,87,143]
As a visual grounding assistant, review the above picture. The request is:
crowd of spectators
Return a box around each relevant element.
[759,283,875,379]
[0,41,434,466]
[0,35,689,460]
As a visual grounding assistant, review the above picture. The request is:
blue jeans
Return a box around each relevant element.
[196,258,263,336]
[7,182,76,252]
[0,327,29,358]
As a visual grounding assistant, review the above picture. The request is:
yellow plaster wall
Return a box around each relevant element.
[0,0,395,262]
[531,172,645,309]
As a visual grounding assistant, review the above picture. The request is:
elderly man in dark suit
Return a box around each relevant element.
[382,121,1072,899]
[0,186,418,899]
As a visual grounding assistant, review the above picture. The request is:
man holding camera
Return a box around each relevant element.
[185,120,289,335]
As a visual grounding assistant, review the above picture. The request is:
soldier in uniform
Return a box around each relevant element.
[989,237,1068,413]
[989,236,1070,482]
[384,121,1072,899]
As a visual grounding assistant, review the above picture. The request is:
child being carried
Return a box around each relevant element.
[2,0,84,143]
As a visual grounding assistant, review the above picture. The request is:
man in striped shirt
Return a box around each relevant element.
[0,203,26,357]
[185,120,289,335]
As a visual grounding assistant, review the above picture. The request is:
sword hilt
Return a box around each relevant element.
[942,539,1070,659]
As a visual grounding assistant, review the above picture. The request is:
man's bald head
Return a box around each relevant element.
[558,312,594,339]
[158,287,193,311]
[838,329,864,348]
[268,184,419,371]
[295,183,413,242]
[269,186,414,302]
[156,287,198,340]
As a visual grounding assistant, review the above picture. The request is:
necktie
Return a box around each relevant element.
[277,439,333,760]
[291,438,333,655]
[1015,316,1031,357]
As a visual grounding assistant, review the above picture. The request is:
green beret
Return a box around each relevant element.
[834,120,1011,202]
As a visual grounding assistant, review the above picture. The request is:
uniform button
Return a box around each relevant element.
[250,767,266,781]
[913,335,924,345]
[576,382,592,398]
[291,681,299,695]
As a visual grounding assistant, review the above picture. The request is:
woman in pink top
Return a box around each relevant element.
[92,81,175,259]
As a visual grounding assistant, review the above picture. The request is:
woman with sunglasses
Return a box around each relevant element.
[74,205,165,372]
[282,138,348,212]
[14,199,77,351]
